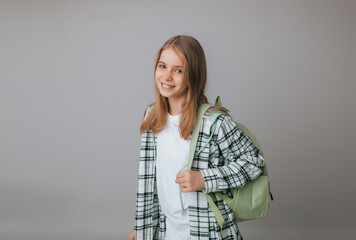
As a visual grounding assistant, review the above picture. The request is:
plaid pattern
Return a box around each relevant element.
[134,112,265,240]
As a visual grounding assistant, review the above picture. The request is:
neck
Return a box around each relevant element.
[168,98,184,116]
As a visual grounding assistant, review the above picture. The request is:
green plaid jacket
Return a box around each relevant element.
[134,110,265,240]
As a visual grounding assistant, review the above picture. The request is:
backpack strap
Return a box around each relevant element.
[178,103,223,215]
[215,96,223,107]
[185,99,226,230]
[145,104,154,116]
[187,103,215,170]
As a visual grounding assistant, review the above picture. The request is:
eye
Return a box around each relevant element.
[176,69,183,73]
[158,64,166,69]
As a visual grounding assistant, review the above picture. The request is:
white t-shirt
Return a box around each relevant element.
[156,113,191,240]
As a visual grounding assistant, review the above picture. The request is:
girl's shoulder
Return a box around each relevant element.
[201,108,238,138]
[205,110,242,139]
[204,106,232,126]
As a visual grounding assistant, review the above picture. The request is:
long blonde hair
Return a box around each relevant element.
[140,35,228,139]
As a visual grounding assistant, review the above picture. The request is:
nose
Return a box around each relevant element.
[164,71,173,81]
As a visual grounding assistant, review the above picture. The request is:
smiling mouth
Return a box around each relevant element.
[161,83,175,89]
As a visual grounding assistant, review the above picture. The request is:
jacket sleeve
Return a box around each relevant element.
[199,114,265,194]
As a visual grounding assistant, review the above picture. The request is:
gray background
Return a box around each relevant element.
[1,0,355,239]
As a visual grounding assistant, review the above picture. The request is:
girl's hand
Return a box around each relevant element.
[175,170,206,192]
[129,231,135,240]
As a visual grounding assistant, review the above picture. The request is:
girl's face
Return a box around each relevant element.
[155,47,188,105]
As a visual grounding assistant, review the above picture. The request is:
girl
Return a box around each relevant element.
[129,35,265,240]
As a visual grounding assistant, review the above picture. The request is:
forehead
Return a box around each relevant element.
[159,47,185,65]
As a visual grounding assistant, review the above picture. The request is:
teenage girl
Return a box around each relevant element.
[129,35,265,240]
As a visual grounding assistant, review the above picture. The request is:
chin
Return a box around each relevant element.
[158,88,173,98]
[159,92,172,98]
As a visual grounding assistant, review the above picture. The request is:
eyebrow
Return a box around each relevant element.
[158,61,183,68]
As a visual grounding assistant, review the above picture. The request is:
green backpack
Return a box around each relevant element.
[186,96,273,231]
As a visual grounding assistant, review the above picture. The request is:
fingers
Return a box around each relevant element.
[175,170,187,183]
[180,186,192,193]
[175,175,187,184]
[175,178,184,184]
[179,182,190,193]
[176,170,187,179]
[176,171,188,191]
[178,181,188,188]
[176,170,206,193]
[176,171,193,192]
